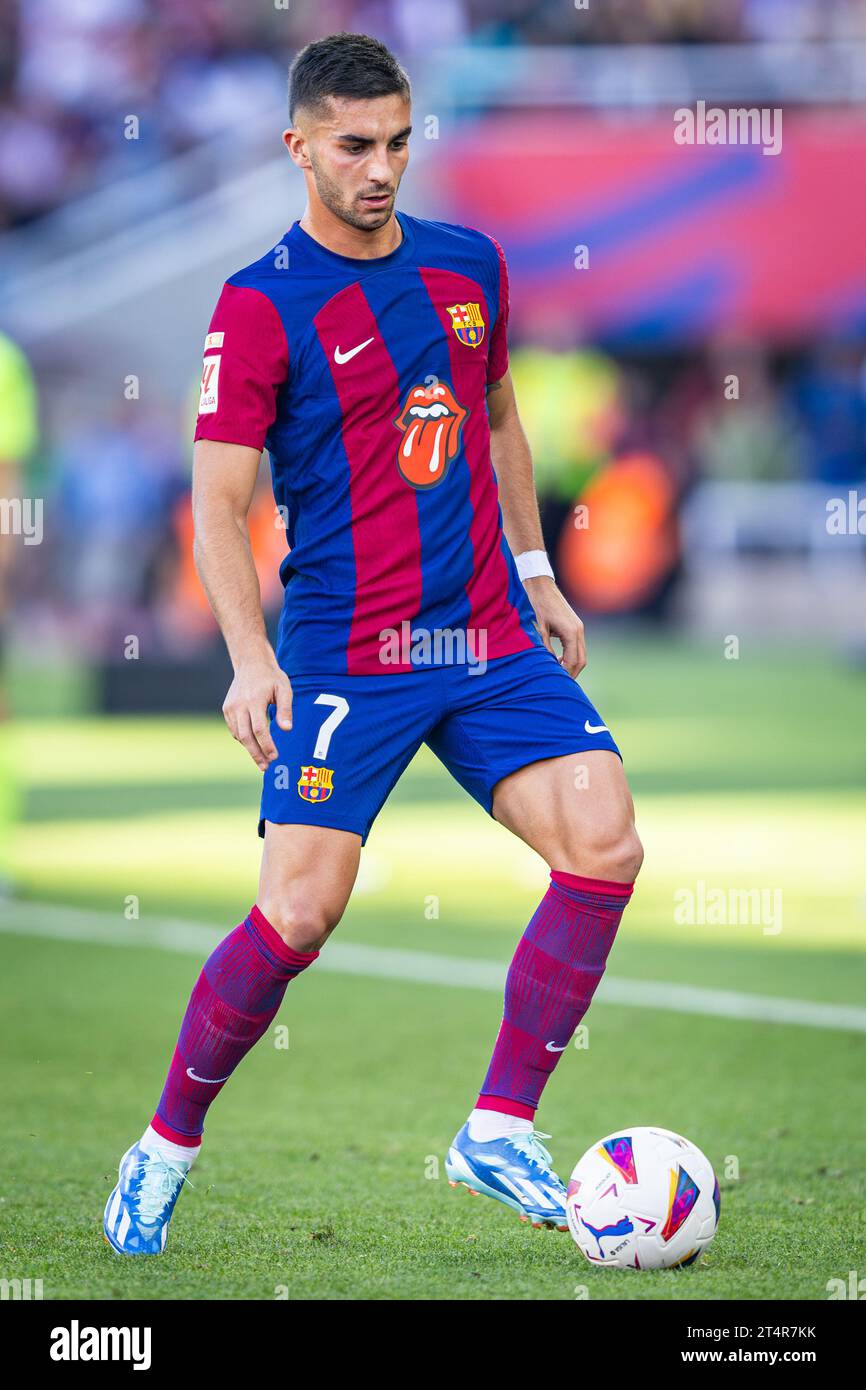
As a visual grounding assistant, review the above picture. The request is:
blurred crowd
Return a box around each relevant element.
[2,0,865,227]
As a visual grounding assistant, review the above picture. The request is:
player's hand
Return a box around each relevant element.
[222,655,293,771]
[524,576,587,678]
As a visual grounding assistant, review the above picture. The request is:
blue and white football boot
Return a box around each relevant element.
[103,1141,194,1255]
[446,1123,569,1230]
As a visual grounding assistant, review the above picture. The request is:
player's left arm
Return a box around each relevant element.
[487,369,586,677]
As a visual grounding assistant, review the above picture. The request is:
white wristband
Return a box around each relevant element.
[515,549,554,582]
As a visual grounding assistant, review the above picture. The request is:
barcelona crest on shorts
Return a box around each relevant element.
[447,301,485,347]
[297,765,334,802]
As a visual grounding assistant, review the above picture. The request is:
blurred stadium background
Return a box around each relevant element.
[0,0,864,1300]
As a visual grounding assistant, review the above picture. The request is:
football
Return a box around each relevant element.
[566,1126,720,1270]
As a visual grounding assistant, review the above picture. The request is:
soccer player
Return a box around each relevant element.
[104,32,642,1255]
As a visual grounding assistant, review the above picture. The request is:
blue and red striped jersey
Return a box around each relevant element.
[194,211,542,676]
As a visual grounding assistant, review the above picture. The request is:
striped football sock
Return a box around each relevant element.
[476,871,634,1120]
[150,905,317,1147]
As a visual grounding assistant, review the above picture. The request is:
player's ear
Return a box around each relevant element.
[282,128,311,169]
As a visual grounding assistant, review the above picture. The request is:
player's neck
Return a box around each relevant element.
[298,205,403,261]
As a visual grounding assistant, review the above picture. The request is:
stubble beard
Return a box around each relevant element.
[310,154,395,232]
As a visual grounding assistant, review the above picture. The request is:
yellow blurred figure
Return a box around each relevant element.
[0,332,39,888]
[508,346,623,501]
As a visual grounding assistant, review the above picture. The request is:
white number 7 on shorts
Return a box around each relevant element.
[313,693,350,760]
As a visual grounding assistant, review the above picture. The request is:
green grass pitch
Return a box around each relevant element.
[1,637,864,1300]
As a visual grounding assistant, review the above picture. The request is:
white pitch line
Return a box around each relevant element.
[1,899,865,1034]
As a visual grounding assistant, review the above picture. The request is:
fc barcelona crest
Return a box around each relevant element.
[298,765,334,802]
[447,301,485,347]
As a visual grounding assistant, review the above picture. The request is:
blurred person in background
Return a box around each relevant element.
[790,342,866,486]
[693,339,807,482]
[0,329,38,889]
[556,449,682,623]
[509,338,625,546]
[53,399,187,656]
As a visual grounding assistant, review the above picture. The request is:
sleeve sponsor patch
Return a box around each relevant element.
[193,282,289,448]
[199,354,221,413]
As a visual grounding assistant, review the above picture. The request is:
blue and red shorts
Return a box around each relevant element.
[260,644,620,844]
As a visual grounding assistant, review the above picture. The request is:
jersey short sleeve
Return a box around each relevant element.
[486,235,510,385]
[194,282,289,451]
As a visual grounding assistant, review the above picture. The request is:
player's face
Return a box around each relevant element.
[286,94,411,232]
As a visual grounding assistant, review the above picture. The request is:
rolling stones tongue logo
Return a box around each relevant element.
[394,381,467,489]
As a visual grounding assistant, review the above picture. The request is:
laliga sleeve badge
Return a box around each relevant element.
[199,354,221,414]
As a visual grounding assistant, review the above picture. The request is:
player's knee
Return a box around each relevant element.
[561,819,644,885]
[258,896,341,953]
[618,825,644,883]
[593,822,643,884]
[603,823,643,884]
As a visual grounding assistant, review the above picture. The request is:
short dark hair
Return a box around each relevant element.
[289,32,411,123]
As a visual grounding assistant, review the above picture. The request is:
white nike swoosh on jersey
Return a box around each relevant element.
[584,720,609,734]
[334,337,374,364]
[186,1066,230,1084]
[545,1041,568,1052]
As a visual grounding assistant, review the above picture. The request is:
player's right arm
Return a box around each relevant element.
[192,439,292,771]
[192,279,292,771]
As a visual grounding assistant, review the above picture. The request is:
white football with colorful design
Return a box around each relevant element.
[566,1126,720,1270]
